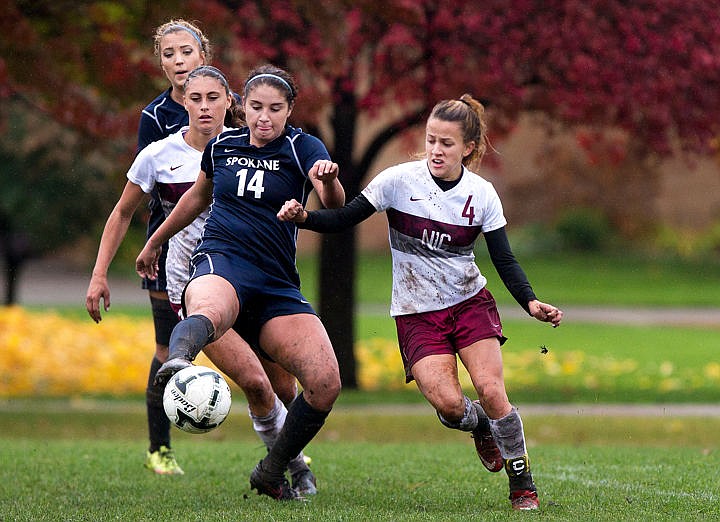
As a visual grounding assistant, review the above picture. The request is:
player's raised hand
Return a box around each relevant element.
[277,199,307,223]
[309,159,338,182]
[136,243,162,280]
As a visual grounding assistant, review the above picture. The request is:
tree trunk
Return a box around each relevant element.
[319,231,357,388]
[319,83,360,388]
[4,257,19,305]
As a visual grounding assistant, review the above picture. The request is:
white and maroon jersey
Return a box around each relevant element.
[362,160,507,316]
[127,127,220,304]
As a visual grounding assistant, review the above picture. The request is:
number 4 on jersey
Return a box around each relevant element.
[236,169,266,198]
[462,195,475,224]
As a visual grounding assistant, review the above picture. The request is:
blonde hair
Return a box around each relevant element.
[153,19,212,63]
[428,94,489,171]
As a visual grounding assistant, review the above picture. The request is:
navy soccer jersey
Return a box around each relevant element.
[137,88,188,153]
[197,125,329,286]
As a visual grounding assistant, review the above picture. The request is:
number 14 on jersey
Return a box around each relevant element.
[236,169,265,198]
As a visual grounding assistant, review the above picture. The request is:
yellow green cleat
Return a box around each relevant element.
[145,445,184,475]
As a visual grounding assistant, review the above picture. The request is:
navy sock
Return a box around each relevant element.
[262,393,329,477]
[146,356,170,451]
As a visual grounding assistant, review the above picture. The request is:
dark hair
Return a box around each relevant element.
[243,64,297,106]
[185,66,244,127]
[429,94,489,170]
[153,19,212,62]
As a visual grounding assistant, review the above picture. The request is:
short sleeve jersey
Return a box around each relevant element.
[197,125,329,286]
[127,128,212,304]
[362,160,507,316]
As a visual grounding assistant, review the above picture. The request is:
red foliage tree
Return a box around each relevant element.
[2,0,719,383]
[192,0,720,386]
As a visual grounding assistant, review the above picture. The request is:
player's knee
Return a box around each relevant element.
[236,372,272,400]
[302,373,340,411]
[435,397,467,424]
[476,383,509,415]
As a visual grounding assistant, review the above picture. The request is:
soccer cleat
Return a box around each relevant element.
[510,489,539,511]
[145,445,184,475]
[153,357,192,386]
[470,412,503,473]
[250,461,304,501]
[291,469,317,496]
[471,432,503,472]
[471,400,503,472]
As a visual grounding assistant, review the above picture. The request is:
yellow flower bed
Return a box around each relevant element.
[1,307,719,397]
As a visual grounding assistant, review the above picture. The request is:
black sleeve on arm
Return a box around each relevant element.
[483,227,537,315]
[298,194,376,232]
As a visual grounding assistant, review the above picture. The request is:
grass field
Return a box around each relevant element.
[5,251,720,519]
[1,403,718,521]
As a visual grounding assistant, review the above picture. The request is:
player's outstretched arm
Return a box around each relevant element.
[277,194,376,233]
[277,199,307,223]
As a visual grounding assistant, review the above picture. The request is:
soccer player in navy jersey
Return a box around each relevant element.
[278,94,564,511]
[137,64,345,500]
[88,64,315,491]
[90,17,309,483]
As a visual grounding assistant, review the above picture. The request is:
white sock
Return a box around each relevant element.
[437,396,478,432]
[249,395,286,449]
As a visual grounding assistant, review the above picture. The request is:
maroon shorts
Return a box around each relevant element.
[169,302,184,321]
[395,288,507,383]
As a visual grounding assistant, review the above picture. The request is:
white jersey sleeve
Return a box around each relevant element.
[126,140,162,194]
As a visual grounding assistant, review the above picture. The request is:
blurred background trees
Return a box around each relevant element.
[1,0,719,385]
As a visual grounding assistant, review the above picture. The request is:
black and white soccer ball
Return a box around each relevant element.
[163,365,232,434]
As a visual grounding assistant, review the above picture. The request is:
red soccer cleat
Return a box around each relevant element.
[471,429,503,472]
[510,489,539,510]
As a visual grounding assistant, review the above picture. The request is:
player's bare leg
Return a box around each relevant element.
[460,339,538,510]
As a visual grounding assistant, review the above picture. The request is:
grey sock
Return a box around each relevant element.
[437,396,478,432]
[489,406,527,458]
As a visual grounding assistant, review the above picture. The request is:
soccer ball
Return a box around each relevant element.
[163,365,232,434]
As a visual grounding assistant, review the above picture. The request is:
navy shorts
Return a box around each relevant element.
[395,288,507,383]
[187,251,316,357]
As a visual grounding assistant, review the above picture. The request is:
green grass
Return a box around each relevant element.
[37,251,720,318]
[295,251,720,308]
[1,404,718,521]
[9,251,718,519]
